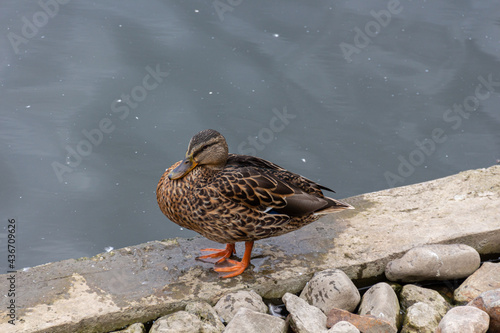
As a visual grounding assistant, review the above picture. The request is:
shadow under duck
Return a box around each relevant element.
[156,129,353,278]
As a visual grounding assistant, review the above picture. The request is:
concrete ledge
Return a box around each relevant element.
[1,166,499,333]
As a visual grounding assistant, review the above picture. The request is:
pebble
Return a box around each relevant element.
[400,302,441,333]
[326,307,396,333]
[435,306,490,333]
[110,323,145,333]
[328,321,360,333]
[385,244,480,282]
[399,284,450,317]
[357,282,400,330]
[468,288,500,332]
[184,301,224,332]
[149,311,203,333]
[213,289,267,323]
[454,262,500,303]
[300,269,360,313]
[282,292,328,333]
[224,307,286,333]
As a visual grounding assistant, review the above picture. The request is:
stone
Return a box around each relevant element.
[328,321,360,333]
[385,244,480,282]
[214,290,267,323]
[357,282,400,330]
[399,284,450,317]
[468,288,500,332]
[326,308,396,333]
[110,323,145,333]
[300,269,361,313]
[435,306,489,333]
[400,302,441,333]
[224,307,287,333]
[150,311,202,333]
[184,301,224,332]
[283,292,328,333]
[454,262,500,303]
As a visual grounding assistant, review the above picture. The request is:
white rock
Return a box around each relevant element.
[300,269,360,313]
[150,311,202,333]
[328,321,360,333]
[214,290,267,323]
[358,282,400,330]
[110,322,145,333]
[223,307,287,333]
[185,301,224,332]
[399,284,450,318]
[401,302,441,333]
[385,244,480,282]
[283,292,328,333]
[435,306,489,333]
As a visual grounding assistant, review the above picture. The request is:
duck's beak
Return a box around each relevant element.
[168,154,198,180]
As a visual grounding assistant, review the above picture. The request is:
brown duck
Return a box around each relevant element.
[156,129,353,278]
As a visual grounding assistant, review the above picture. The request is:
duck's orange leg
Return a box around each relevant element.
[215,241,254,278]
[196,243,235,264]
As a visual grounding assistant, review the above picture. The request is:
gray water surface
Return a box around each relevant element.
[1,0,499,270]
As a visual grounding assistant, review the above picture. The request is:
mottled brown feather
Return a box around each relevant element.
[157,150,352,244]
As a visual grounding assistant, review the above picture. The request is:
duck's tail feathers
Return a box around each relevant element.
[315,197,354,215]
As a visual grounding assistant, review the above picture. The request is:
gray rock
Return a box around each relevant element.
[110,323,145,333]
[223,307,287,333]
[400,302,440,333]
[283,292,328,333]
[435,306,489,333]
[328,321,360,333]
[454,262,500,303]
[214,290,267,323]
[358,282,400,330]
[185,301,224,333]
[385,244,480,282]
[399,284,450,318]
[300,269,360,313]
[150,311,202,333]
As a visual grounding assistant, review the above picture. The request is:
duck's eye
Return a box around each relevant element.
[202,145,209,150]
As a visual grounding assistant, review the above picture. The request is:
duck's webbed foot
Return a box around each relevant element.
[196,243,235,264]
[214,241,254,278]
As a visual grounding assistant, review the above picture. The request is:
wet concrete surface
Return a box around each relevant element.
[1,166,499,332]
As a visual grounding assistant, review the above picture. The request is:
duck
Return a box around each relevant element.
[156,129,353,278]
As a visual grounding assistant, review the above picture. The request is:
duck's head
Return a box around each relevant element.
[168,129,229,180]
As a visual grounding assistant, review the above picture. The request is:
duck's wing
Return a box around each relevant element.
[225,154,285,171]
[211,155,350,217]
[226,154,335,193]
